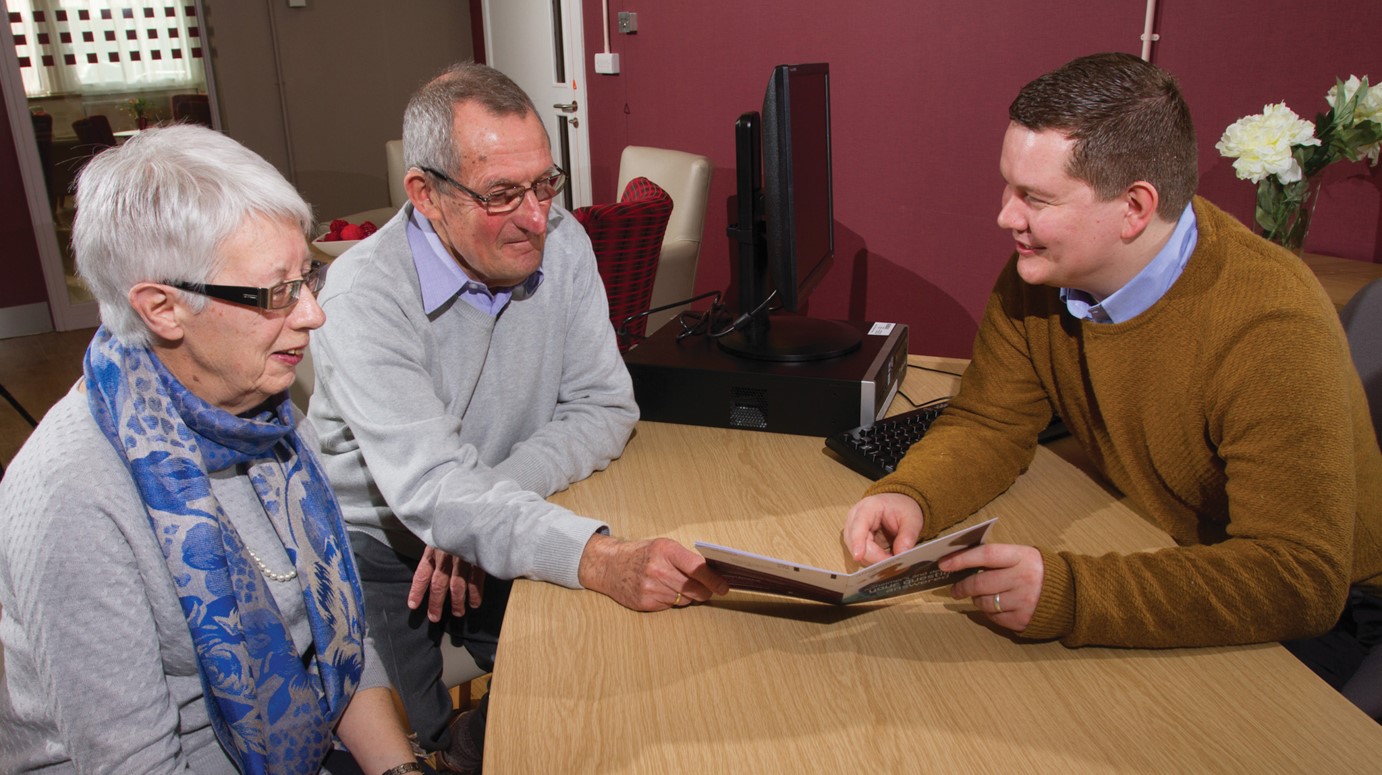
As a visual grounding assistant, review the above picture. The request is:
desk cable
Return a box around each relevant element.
[896,363,963,409]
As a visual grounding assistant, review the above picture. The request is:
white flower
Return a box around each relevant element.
[1327,75,1382,126]
[1328,75,1382,164]
[1215,103,1320,183]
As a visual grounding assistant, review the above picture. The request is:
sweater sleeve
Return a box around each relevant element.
[489,218,640,497]
[312,292,604,588]
[866,259,1058,539]
[0,429,193,773]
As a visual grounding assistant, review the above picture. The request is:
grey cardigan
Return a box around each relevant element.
[0,386,389,774]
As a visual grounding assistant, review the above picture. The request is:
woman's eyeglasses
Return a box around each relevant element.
[165,260,327,310]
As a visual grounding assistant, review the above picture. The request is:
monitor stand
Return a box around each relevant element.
[717,315,863,362]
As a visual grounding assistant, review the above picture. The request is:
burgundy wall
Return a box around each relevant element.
[0,89,48,310]
[581,1,1382,357]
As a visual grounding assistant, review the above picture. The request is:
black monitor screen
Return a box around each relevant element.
[764,63,833,311]
[723,62,858,362]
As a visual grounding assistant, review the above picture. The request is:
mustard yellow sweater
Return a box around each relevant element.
[868,197,1382,648]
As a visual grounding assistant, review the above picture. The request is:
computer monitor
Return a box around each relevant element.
[721,62,862,363]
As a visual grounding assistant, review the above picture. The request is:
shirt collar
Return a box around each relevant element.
[407,206,543,316]
[1061,202,1198,324]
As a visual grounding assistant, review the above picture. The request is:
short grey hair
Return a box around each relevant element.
[402,61,540,180]
[73,124,313,346]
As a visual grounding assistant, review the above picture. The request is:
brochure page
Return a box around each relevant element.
[695,518,997,605]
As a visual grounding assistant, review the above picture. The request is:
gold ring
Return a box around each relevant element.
[993,593,1003,614]
[674,592,683,606]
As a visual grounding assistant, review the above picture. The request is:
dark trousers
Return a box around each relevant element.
[1283,587,1382,720]
[350,532,510,751]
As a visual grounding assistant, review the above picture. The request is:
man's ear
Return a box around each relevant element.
[406,169,443,221]
[128,282,185,344]
[1121,181,1160,240]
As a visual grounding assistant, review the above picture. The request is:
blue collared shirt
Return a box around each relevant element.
[1061,203,1198,324]
[407,207,543,316]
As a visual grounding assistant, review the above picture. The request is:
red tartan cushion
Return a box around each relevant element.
[573,177,674,350]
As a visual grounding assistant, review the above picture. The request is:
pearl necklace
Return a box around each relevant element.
[246,545,298,583]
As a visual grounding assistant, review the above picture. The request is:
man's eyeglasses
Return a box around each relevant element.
[420,165,567,215]
[165,260,327,310]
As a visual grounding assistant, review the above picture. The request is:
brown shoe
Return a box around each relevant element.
[438,695,486,774]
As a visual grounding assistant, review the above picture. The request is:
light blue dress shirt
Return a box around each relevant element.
[1061,203,1198,323]
[407,207,543,316]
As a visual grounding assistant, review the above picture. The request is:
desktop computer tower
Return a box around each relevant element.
[623,319,909,436]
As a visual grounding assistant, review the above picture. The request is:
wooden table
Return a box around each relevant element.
[487,356,1382,772]
[1304,252,1382,310]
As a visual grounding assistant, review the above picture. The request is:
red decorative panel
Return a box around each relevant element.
[10,1,205,93]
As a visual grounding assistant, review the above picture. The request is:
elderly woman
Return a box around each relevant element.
[0,126,425,775]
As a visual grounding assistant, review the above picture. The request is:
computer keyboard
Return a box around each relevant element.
[824,399,1070,480]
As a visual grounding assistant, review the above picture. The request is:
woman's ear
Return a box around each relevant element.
[128,282,185,344]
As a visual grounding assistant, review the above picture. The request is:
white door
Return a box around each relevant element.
[482,0,592,210]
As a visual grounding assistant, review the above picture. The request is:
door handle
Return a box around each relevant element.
[553,101,578,113]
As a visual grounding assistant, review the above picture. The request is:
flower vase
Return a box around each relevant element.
[1255,176,1321,254]
[136,116,149,130]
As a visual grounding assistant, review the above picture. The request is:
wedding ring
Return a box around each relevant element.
[993,593,1003,614]
[674,592,683,606]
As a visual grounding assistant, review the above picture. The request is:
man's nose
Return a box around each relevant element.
[513,189,549,233]
[996,189,1024,231]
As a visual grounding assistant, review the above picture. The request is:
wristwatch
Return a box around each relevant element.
[381,762,425,775]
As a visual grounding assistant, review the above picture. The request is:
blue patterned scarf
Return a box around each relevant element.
[84,326,364,775]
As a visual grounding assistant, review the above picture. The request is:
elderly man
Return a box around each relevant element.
[843,53,1382,715]
[308,63,726,770]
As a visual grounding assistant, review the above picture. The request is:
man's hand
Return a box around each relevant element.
[407,546,485,622]
[940,543,1045,632]
[577,533,729,611]
[843,492,926,565]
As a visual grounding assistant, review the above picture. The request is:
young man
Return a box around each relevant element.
[843,53,1382,716]
[309,63,726,771]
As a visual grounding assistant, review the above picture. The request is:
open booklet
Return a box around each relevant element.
[694,518,997,605]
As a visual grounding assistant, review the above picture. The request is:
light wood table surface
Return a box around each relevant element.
[487,356,1382,773]
[1303,251,1382,311]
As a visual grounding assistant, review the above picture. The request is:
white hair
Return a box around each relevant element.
[72,124,313,345]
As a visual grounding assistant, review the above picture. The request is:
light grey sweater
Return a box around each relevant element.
[307,204,639,588]
[0,386,388,774]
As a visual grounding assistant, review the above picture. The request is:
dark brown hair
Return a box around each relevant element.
[1009,52,1197,218]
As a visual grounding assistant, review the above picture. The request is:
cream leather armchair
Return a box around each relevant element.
[321,141,407,235]
[385,139,407,210]
[616,146,712,333]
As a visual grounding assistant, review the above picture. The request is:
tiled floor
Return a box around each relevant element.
[0,327,96,471]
